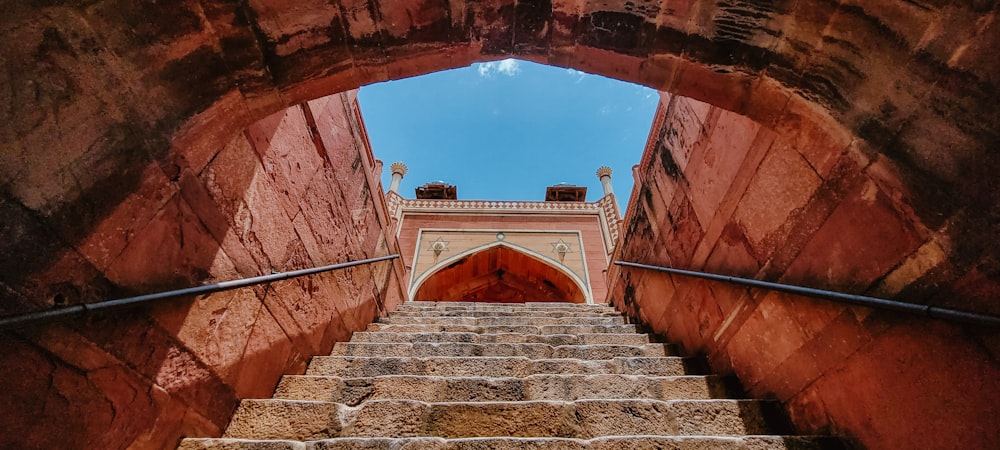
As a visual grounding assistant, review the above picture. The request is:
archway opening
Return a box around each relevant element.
[413,245,586,303]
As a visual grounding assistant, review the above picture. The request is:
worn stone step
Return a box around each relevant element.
[305,356,699,377]
[396,304,616,311]
[180,435,844,450]
[365,323,638,334]
[379,316,626,326]
[403,301,613,309]
[395,307,618,315]
[330,342,674,359]
[389,310,622,318]
[366,324,639,335]
[223,399,774,440]
[274,374,727,403]
[350,331,651,346]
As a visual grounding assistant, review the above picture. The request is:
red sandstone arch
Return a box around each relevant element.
[3,0,997,299]
[3,2,1000,450]
[413,245,586,304]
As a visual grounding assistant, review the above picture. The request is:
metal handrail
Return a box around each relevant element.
[614,260,1000,328]
[0,254,401,330]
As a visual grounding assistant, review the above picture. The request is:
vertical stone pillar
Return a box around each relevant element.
[597,166,614,197]
[597,166,620,215]
[388,162,408,193]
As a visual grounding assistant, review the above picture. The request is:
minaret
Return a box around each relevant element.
[596,166,620,215]
[388,162,407,193]
[597,166,614,196]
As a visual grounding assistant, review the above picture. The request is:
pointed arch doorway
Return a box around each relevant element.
[412,245,587,304]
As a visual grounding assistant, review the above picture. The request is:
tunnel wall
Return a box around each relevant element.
[608,93,1000,450]
[0,91,406,449]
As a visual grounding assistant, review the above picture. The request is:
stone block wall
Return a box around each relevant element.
[0,91,406,449]
[609,94,1000,450]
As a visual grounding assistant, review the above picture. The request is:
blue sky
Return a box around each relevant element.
[357,59,659,209]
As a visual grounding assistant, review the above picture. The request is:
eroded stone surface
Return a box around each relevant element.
[611,93,1000,449]
[0,91,405,449]
[181,435,840,449]
[274,374,721,403]
[305,355,693,378]
[365,323,639,334]
[327,342,673,359]
[224,399,771,440]
[379,315,626,326]
[183,302,839,449]
[349,331,651,345]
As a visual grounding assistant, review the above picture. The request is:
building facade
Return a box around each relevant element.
[385,166,622,304]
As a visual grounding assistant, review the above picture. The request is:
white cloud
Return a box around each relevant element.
[565,68,588,83]
[477,59,522,77]
[497,59,521,75]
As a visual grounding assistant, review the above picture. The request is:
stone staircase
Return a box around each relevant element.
[179,301,843,449]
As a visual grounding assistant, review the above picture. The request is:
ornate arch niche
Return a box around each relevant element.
[412,243,588,304]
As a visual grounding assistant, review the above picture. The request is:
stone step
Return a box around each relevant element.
[403,301,614,309]
[350,331,651,345]
[365,323,638,334]
[222,399,774,440]
[180,435,844,450]
[329,342,674,359]
[395,307,618,315]
[389,310,622,318]
[274,374,726,403]
[379,316,626,326]
[177,298,848,450]
[305,356,699,378]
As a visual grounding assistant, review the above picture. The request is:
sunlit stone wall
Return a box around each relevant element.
[609,93,1000,450]
[0,92,406,448]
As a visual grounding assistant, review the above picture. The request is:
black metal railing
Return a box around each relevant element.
[0,254,401,330]
[614,260,1000,327]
